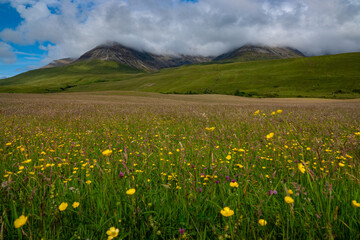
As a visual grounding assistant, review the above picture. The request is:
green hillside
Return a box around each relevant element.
[1,53,360,98]
[0,60,143,93]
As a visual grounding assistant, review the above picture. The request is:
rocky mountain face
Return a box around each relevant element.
[214,44,304,61]
[77,42,213,71]
[42,42,305,71]
[41,58,75,68]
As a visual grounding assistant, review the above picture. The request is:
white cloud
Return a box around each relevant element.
[1,0,360,61]
[0,41,16,64]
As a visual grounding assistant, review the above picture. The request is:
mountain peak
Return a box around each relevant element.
[214,44,304,61]
[77,42,212,71]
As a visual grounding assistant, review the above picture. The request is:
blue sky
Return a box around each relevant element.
[0,0,360,78]
[0,2,48,78]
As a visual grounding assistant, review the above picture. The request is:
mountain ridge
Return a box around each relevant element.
[40,42,305,71]
[76,42,213,71]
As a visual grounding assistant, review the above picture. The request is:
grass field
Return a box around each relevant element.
[1,52,360,99]
[1,92,360,239]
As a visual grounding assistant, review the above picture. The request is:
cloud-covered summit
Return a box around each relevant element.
[1,0,360,63]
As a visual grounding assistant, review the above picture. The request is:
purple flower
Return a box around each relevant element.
[179,228,185,235]
[198,188,203,193]
[226,176,230,181]
[215,180,220,184]
[231,179,236,183]
[119,172,124,178]
[268,190,278,195]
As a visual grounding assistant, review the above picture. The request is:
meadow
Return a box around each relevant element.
[0,92,360,239]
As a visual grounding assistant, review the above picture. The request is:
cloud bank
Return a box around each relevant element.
[1,0,360,61]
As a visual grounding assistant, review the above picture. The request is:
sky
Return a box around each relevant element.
[0,0,360,78]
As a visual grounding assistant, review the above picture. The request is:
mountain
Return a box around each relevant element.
[41,42,305,71]
[41,58,75,68]
[77,42,213,71]
[214,44,304,62]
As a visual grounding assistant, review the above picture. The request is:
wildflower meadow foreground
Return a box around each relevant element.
[0,93,359,239]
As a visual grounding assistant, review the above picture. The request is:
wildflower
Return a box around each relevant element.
[86,180,92,184]
[119,172,124,178]
[220,207,234,217]
[276,109,283,114]
[352,200,360,208]
[298,163,306,174]
[230,182,239,188]
[236,164,244,168]
[354,132,360,136]
[285,196,294,204]
[266,133,274,139]
[271,111,276,116]
[225,155,231,160]
[288,189,294,195]
[179,228,185,235]
[59,202,68,211]
[106,227,119,239]
[258,219,267,226]
[268,190,278,195]
[205,127,215,132]
[254,110,260,115]
[14,215,28,228]
[6,142,11,146]
[102,149,113,157]
[126,188,136,195]
[72,202,80,208]
[339,163,345,167]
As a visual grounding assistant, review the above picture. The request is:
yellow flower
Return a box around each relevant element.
[285,196,294,204]
[58,202,68,211]
[236,164,244,168]
[6,142,11,146]
[254,110,260,115]
[225,155,231,160]
[72,202,80,208]
[14,215,28,228]
[288,189,294,195]
[352,200,360,208]
[230,182,239,188]
[354,132,360,136]
[102,149,113,157]
[258,219,267,226]
[205,127,216,132]
[266,133,274,139]
[298,163,306,174]
[276,109,283,114]
[126,188,136,195]
[106,227,119,239]
[339,163,345,167]
[220,207,234,217]
[86,180,92,184]
[271,111,276,116]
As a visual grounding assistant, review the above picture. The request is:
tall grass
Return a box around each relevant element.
[0,93,359,239]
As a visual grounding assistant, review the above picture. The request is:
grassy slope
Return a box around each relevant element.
[0,60,143,93]
[1,53,360,98]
